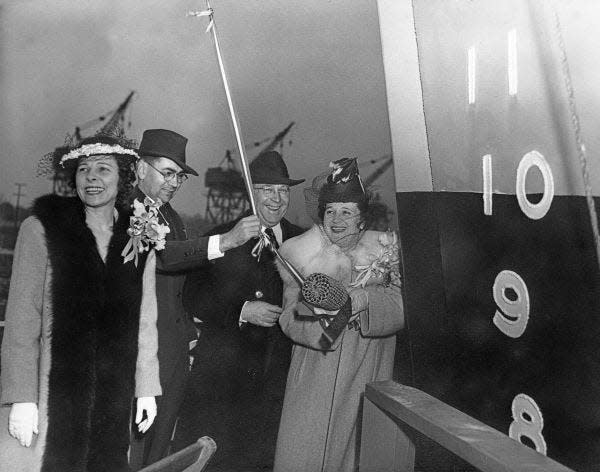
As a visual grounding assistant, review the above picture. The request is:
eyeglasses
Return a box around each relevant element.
[146,160,189,184]
[255,185,290,198]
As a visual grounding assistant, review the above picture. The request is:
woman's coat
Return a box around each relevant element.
[0,196,160,472]
[273,226,404,472]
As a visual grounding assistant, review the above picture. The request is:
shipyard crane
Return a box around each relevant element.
[50,91,135,196]
[204,122,295,224]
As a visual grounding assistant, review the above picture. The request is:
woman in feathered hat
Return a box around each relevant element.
[0,133,161,472]
[273,158,405,472]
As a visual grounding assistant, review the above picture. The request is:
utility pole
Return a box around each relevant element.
[13,183,26,230]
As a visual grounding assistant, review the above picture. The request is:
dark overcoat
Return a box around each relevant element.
[130,189,212,468]
[177,215,303,469]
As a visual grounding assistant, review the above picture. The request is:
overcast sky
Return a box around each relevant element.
[0,0,396,227]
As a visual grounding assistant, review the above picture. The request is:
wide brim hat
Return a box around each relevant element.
[137,128,198,176]
[250,151,305,186]
[38,132,139,177]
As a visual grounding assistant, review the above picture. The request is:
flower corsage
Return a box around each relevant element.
[121,197,170,266]
[350,231,401,289]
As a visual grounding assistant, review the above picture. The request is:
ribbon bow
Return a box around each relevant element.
[251,229,278,261]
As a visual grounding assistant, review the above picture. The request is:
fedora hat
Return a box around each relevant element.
[250,151,304,186]
[138,129,198,176]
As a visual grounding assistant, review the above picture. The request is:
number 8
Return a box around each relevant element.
[509,393,547,455]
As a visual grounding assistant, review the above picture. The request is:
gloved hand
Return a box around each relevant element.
[135,397,157,434]
[313,306,339,317]
[9,402,38,447]
[349,288,369,314]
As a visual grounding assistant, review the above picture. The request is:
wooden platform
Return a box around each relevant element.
[360,381,574,472]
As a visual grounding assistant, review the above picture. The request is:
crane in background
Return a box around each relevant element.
[204,122,295,224]
[49,91,135,196]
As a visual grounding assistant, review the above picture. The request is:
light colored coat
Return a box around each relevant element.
[273,225,404,472]
[0,217,160,472]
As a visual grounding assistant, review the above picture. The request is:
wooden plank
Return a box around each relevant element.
[138,436,216,472]
[359,397,415,472]
[365,381,574,472]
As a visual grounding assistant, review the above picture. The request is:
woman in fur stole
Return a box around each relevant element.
[0,134,161,472]
[273,158,404,472]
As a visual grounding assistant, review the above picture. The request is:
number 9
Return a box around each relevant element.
[492,270,530,338]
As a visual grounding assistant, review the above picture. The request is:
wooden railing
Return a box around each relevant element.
[138,436,216,472]
[359,381,574,472]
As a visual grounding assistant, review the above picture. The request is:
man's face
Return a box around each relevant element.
[253,184,290,227]
[137,157,185,203]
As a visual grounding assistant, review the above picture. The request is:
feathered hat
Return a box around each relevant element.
[304,157,368,223]
[318,157,366,205]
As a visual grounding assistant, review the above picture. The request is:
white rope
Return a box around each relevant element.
[188,3,257,215]
[551,2,600,268]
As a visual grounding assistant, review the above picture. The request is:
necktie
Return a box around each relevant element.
[265,227,279,249]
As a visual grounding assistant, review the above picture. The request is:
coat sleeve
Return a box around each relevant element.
[358,283,404,337]
[279,276,404,348]
[277,266,343,352]
[0,217,46,405]
[135,249,162,397]
[155,236,212,273]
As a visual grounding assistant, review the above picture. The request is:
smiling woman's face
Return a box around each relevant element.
[75,155,119,209]
[322,201,362,248]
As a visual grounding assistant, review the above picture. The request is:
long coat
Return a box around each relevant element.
[178,215,303,469]
[273,226,404,472]
[129,189,213,468]
[0,195,160,472]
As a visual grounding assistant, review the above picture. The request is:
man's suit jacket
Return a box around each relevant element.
[130,189,221,469]
[183,215,304,390]
[133,189,211,387]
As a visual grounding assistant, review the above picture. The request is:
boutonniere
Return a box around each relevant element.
[350,231,401,289]
[121,197,170,266]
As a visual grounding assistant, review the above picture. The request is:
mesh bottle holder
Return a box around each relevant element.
[270,243,352,348]
[301,273,348,311]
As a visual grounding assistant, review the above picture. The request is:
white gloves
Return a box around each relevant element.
[313,306,339,316]
[135,396,157,433]
[9,402,38,447]
[8,398,156,443]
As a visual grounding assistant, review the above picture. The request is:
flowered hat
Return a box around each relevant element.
[38,130,139,177]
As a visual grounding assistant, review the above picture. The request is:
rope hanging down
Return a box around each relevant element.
[188,2,257,216]
[551,2,600,268]
[189,2,280,259]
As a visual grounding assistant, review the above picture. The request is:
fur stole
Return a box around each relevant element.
[278,225,351,287]
[277,225,398,288]
[33,195,146,472]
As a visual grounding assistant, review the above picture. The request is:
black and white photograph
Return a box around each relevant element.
[1,1,600,471]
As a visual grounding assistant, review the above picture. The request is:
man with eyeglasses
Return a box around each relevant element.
[176,151,305,470]
[129,129,261,469]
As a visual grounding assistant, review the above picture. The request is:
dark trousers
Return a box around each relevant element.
[173,328,289,471]
[130,356,189,470]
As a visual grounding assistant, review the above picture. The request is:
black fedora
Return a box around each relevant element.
[138,129,198,176]
[250,151,304,186]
